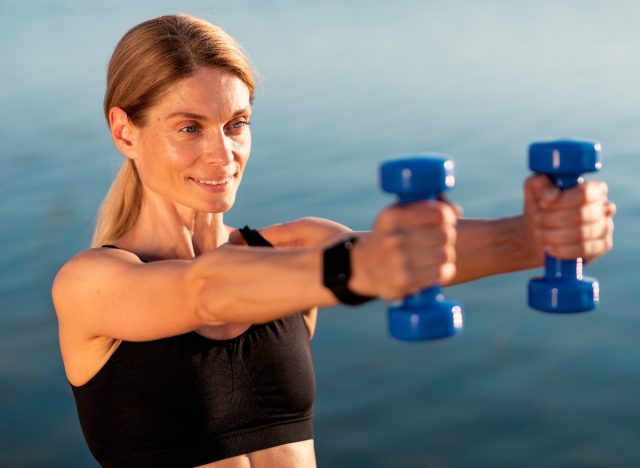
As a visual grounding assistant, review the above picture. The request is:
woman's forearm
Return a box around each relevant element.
[188,214,544,324]
[448,216,542,285]
[190,244,338,325]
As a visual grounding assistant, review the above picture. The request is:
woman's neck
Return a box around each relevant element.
[115,196,231,260]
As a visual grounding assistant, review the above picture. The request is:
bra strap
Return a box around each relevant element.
[238,226,273,247]
[100,244,149,263]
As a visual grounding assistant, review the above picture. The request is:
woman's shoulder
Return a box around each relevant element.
[52,247,144,312]
[240,217,353,248]
[55,246,143,279]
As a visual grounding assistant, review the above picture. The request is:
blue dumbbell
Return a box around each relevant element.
[528,139,602,313]
[380,156,464,341]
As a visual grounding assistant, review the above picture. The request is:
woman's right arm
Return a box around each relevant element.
[52,200,457,343]
[52,245,337,343]
[53,248,203,342]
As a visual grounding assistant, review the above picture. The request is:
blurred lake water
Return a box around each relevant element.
[1,1,639,466]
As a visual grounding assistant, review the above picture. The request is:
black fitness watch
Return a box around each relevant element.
[322,236,375,306]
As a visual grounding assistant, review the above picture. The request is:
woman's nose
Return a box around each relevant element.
[202,128,234,166]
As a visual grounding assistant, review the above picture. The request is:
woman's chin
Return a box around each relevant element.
[198,197,236,214]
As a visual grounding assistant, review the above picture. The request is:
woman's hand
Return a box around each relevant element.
[348,201,459,300]
[523,174,616,264]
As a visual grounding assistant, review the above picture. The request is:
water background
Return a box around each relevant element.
[1,1,639,466]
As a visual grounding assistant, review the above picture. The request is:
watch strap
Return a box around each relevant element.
[322,236,375,306]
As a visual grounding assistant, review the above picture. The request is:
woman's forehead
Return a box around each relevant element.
[155,67,251,118]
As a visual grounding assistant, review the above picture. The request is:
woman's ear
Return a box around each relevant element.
[109,107,139,160]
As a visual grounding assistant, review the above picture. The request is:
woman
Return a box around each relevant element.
[52,14,615,468]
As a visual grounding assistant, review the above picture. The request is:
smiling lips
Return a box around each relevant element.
[189,175,235,192]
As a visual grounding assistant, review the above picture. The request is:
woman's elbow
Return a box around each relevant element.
[186,258,231,326]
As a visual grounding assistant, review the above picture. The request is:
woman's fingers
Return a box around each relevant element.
[536,200,610,228]
[548,179,609,208]
[376,200,458,230]
[545,235,614,260]
[524,174,615,262]
[538,216,614,258]
[536,213,610,243]
[354,201,459,300]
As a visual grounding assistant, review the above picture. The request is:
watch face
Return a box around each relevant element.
[323,241,352,288]
[322,238,373,305]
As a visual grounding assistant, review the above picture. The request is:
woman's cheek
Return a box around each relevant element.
[236,133,251,160]
[168,140,202,164]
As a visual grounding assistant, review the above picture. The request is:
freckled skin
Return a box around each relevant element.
[132,68,252,216]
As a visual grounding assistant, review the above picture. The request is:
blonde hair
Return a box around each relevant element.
[92,14,255,247]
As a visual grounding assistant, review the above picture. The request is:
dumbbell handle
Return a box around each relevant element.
[540,173,583,281]
[396,191,444,300]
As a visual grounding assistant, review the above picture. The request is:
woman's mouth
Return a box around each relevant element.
[189,175,234,192]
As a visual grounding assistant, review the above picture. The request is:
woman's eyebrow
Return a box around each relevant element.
[165,111,208,121]
[165,107,252,121]
[232,106,252,117]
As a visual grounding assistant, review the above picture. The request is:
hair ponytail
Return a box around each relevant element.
[92,160,143,247]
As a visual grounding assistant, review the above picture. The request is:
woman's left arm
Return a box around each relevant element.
[273,173,615,293]
[447,174,616,285]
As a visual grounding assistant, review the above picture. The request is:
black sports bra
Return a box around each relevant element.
[71,226,315,467]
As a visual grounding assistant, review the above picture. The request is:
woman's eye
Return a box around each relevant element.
[229,120,250,130]
[181,125,199,133]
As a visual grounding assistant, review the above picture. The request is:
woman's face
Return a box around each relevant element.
[132,66,252,214]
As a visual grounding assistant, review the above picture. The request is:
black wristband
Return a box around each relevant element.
[322,236,375,306]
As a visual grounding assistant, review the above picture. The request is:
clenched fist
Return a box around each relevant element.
[348,200,459,300]
[523,174,616,263]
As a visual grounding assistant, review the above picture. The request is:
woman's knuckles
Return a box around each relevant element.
[548,238,611,260]
[585,180,609,202]
[569,182,600,205]
[440,262,457,284]
[443,224,457,245]
[606,218,615,236]
[538,201,608,228]
[543,219,609,247]
[445,245,457,263]
[440,203,459,226]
